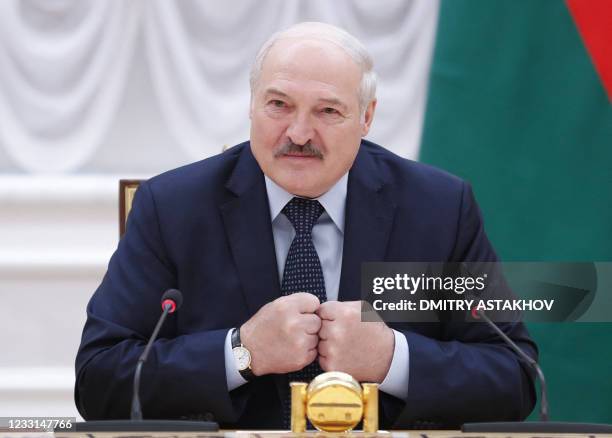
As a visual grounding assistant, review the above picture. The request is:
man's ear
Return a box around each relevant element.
[361,99,377,137]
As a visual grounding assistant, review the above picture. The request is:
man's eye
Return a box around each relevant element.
[270,100,286,108]
[322,107,339,115]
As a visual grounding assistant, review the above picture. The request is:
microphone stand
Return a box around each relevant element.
[66,290,219,432]
[462,309,612,433]
[130,302,172,420]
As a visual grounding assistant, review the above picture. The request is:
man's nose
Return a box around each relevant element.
[286,113,314,146]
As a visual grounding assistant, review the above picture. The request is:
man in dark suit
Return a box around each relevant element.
[75,22,537,429]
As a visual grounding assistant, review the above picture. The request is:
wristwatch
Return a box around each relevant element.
[231,327,255,381]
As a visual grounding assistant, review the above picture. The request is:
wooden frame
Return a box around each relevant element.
[119,179,143,237]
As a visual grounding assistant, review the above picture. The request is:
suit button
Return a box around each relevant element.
[204,412,215,421]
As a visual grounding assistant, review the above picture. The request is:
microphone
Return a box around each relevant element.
[130,289,183,421]
[463,308,612,433]
[473,308,549,421]
[160,288,183,314]
[67,288,217,432]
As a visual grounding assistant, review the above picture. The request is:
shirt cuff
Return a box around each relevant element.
[224,328,248,391]
[377,329,409,401]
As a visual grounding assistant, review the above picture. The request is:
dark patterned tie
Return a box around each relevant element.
[280,197,326,428]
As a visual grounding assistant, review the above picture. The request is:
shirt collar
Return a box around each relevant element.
[264,173,347,233]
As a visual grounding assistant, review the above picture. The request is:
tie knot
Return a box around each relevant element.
[282,197,324,235]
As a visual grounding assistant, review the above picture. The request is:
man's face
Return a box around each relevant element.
[250,38,376,198]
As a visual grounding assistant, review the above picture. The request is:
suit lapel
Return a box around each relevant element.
[220,145,288,407]
[338,144,397,302]
[220,145,281,316]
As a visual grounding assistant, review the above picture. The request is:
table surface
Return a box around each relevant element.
[2,431,612,438]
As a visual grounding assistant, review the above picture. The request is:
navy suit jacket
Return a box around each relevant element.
[75,140,537,429]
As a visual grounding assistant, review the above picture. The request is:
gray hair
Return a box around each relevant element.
[249,22,377,116]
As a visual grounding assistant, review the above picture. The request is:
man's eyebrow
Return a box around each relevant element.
[263,88,289,98]
[263,89,348,110]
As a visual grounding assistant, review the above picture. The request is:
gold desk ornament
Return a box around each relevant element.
[290,371,379,433]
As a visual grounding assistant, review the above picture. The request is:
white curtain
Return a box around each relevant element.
[0,0,141,172]
[0,0,439,173]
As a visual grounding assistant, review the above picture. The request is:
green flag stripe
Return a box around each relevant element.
[420,0,612,423]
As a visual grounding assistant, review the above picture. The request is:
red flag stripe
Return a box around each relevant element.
[566,0,612,101]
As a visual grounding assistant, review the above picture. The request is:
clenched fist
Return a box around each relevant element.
[317,301,394,383]
[240,293,321,376]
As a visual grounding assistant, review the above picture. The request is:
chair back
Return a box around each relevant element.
[119,179,143,237]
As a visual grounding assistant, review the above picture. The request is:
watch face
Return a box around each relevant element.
[233,346,251,371]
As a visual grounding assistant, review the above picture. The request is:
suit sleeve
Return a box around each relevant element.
[380,182,538,429]
[74,181,250,423]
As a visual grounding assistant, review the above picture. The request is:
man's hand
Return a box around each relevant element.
[240,293,321,376]
[317,301,394,383]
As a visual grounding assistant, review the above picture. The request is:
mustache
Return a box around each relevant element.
[274,141,324,159]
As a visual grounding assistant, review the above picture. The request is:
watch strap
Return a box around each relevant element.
[231,327,240,348]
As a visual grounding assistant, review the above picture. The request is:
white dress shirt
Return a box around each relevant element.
[224,173,409,400]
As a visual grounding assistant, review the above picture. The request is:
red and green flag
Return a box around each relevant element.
[419,0,612,422]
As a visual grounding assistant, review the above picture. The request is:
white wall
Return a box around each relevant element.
[0,176,118,418]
